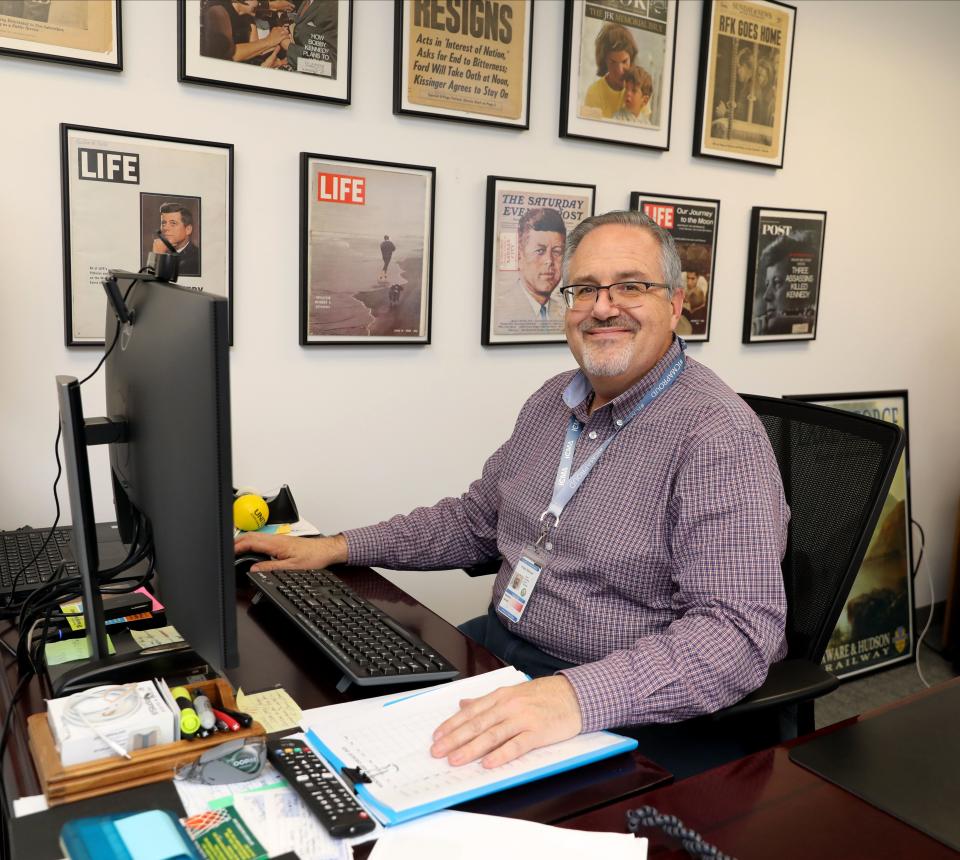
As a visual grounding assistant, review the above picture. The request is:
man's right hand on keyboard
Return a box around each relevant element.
[234,533,348,572]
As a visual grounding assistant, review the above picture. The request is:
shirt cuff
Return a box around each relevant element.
[341,525,387,567]
[559,651,672,733]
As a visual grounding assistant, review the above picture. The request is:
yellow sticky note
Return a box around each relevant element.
[235,687,302,734]
[58,601,86,632]
[45,636,116,666]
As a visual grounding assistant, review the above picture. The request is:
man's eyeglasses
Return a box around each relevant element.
[560,281,671,310]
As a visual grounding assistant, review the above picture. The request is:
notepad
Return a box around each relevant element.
[303,666,638,827]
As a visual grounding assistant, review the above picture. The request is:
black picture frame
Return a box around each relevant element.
[560,0,679,151]
[61,123,234,347]
[178,0,353,105]
[629,191,720,342]
[787,390,915,681]
[393,0,534,129]
[743,206,826,344]
[693,0,796,168]
[299,152,436,346]
[0,0,121,70]
[482,175,596,346]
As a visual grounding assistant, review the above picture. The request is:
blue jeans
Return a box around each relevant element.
[457,605,575,678]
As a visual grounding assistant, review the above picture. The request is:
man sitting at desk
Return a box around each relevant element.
[235,210,788,776]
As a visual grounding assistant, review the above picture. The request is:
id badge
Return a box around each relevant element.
[496,546,544,624]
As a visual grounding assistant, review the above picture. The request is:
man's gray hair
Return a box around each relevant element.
[562,210,684,298]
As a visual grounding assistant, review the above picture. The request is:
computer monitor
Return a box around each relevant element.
[52,276,237,693]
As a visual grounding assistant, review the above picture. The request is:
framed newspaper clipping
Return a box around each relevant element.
[393,0,533,128]
[300,153,435,345]
[560,0,679,151]
[743,206,825,344]
[693,0,796,168]
[482,176,595,346]
[61,124,234,347]
[0,0,121,70]
[789,390,915,680]
[178,0,352,104]
[629,191,719,342]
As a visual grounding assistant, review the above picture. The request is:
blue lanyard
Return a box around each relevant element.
[541,341,687,534]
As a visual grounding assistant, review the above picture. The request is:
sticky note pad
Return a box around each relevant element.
[236,687,302,734]
[45,635,116,666]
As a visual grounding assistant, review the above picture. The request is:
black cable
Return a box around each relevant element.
[910,518,925,581]
[0,668,33,857]
[627,805,736,860]
[0,316,124,613]
[910,518,928,648]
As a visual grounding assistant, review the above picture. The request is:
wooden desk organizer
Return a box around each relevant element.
[27,678,264,806]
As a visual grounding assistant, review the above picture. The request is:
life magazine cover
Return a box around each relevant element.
[699,0,794,165]
[485,180,594,344]
[747,208,825,342]
[62,127,231,344]
[0,0,118,64]
[399,0,530,124]
[302,156,433,343]
[575,0,672,129]
[632,192,718,341]
[803,394,915,679]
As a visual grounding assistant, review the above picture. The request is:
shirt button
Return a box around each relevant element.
[544,542,553,551]
[615,419,623,427]
[588,431,598,440]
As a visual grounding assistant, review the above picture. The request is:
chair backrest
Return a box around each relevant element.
[740,394,906,663]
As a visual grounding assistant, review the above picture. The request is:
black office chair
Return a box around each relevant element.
[464,394,906,739]
[711,394,906,735]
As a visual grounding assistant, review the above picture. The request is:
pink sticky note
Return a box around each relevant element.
[136,586,164,612]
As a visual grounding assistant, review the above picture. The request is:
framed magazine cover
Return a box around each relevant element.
[482,176,595,346]
[743,206,826,344]
[693,0,796,168]
[299,153,435,345]
[61,124,234,347]
[393,0,533,128]
[629,191,719,342]
[560,0,678,151]
[178,0,352,104]
[0,0,121,70]
[788,390,915,680]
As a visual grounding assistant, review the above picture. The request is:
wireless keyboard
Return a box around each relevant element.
[248,568,459,691]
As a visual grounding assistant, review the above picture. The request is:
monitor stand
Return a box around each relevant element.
[46,637,212,697]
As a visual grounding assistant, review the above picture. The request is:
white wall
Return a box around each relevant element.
[2,0,959,627]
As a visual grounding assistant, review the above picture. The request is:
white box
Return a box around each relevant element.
[47,680,177,767]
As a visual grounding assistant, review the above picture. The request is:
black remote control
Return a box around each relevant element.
[267,739,376,838]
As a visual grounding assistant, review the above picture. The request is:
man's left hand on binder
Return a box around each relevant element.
[430,676,583,768]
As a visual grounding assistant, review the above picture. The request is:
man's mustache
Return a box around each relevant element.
[579,318,640,334]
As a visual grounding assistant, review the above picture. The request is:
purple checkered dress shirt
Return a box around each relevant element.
[345,339,788,732]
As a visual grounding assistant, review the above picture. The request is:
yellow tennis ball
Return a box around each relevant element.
[234,494,269,531]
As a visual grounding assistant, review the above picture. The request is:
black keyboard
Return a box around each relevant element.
[0,526,76,594]
[248,568,459,690]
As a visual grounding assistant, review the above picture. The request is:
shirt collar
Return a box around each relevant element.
[562,336,684,421]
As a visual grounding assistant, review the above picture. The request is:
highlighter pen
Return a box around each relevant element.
[170,686,202,739]
[192,694,217,731]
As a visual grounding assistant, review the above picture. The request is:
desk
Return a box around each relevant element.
[560,679,960,859]
[1,565,670,851]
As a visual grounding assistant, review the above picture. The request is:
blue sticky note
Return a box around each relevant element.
[114,810,194,860]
